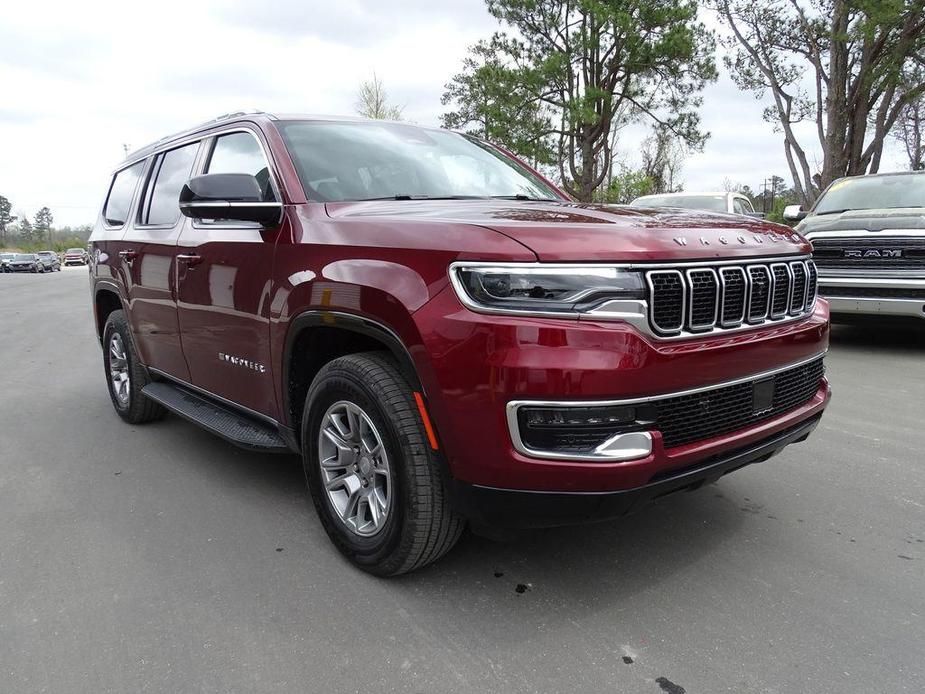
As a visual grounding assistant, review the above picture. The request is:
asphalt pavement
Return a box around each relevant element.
[1,267,923,694]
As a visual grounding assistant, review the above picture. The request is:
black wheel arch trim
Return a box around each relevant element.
[282,310,425,415]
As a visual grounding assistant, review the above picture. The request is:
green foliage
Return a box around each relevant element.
[596,169,655,204]
[714,0,925,205]
[0,195,12,244]
[441,41,555,165]
[34,206,53,244]
[442,0,717,201]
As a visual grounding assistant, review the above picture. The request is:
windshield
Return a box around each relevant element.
[632,194,727,212]
[38,251,53,256]
[14,254,33,261]
[815,174,925,214]
[66,248,84,253]
[277,120,560,203]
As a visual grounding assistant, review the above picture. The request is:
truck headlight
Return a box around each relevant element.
[450,263,644,315]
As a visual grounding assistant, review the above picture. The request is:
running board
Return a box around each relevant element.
[141,382,291,453]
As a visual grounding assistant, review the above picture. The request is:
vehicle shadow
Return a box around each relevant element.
[391,479,749,626]
[829,318,925,353]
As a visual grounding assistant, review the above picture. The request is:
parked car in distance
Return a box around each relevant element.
[7,253,43,273]
[631,191,763,218]
[784,171,925,321]
[63,247,89,266]
[89,112,830,575]
[1,252,15,272]
[36,251,61,272]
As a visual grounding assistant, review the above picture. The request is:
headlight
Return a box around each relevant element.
[450,263,644,315]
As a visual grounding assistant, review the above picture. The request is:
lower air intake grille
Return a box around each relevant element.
[654,357,825,448]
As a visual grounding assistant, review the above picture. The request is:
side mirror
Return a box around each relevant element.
[782,204,807,222]
[179,173,281,226]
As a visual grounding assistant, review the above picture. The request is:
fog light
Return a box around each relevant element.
[515,404,655,459]
[523,406,636,428]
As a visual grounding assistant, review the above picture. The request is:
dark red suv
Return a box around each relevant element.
[89,112,830,575]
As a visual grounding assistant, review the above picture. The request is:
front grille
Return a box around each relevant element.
[647,258,816,336]
[654,358,825,448]
[812,237,925,270]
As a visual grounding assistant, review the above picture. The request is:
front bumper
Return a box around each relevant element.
[818,276,925,319]
[450,414,822,528]
[415,287,831,493]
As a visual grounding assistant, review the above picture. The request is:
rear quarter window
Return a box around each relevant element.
[103,161,145,227]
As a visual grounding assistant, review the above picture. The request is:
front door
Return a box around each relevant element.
[175,130,282,417]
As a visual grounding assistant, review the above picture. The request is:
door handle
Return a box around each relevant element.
[118,250,137,262]
[177,254,203,267]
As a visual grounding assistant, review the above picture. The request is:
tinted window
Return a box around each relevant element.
[814,173,925,214]
[103,161,145,226]
[206,132,275,201]
[733,197,747,214]
[143,142,200,226]
[277,120,559,202]
[632,194,728,211]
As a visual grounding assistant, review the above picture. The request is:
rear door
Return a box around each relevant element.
[175,128,283,417]
[121,140,203,381]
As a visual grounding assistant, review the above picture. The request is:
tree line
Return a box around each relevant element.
[358,0,925,209]
[0,195,92,251]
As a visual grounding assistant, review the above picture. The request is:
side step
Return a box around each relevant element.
[142,382,291,453]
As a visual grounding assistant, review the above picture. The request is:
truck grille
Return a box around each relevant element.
[812,237,925,270]
[646,258,817,336]
[655,357,825,449]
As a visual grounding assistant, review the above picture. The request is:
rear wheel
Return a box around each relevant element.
[303,352,464,576]
[102,310,165,423]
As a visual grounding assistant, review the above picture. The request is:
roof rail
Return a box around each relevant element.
[122,109,273,164]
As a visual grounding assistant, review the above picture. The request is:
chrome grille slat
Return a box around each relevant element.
[747,265,772,323]
[719,267,747,327]
[789,261,808,314]
[686,268,719,331]
[646,257,816,337]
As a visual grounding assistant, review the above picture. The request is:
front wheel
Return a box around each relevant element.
[102,310,165,423]
[303,352,464,576]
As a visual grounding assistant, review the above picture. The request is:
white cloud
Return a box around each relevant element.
[0,0,910,226]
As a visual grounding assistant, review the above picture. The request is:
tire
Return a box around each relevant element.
[302,352,464,576]
[102,310,166,424]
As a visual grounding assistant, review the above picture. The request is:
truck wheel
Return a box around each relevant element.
[102,310,165,424]
[303,352,464,576]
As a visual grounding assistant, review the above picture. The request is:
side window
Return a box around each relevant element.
[206,132,276,202]
[733,197,747,214]
[743,197,755,213]
[142,141,200,226]
[103,161,145,227]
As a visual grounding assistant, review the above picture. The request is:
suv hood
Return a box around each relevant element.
[326,200,809,262]
[799,207,925,235]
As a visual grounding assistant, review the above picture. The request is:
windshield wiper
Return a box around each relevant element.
[815,208,851,215]
[355,194,488,201]
[489,194,560,202]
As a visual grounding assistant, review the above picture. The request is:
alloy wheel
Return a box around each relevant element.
[318,400,392,537]
[108,332,130,407]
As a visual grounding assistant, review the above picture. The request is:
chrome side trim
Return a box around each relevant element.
[506,351,827,462]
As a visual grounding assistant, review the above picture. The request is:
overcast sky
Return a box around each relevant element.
[0,0,909,227]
